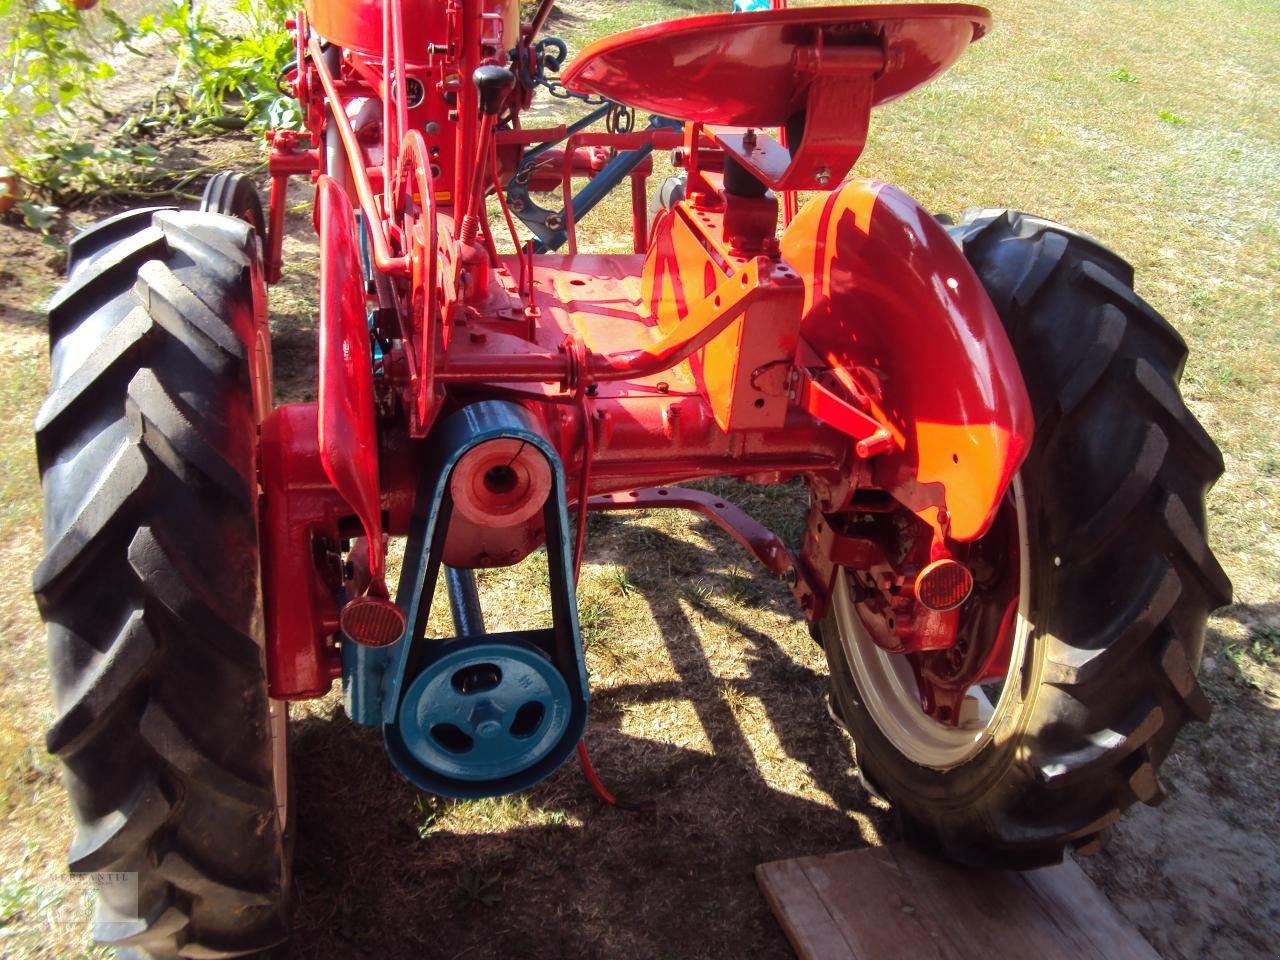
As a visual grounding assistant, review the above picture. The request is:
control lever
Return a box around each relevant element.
[460,66,516,243]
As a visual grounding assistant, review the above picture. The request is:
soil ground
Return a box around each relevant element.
[0,1,1277,959]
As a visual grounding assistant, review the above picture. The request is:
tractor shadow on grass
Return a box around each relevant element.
[285,513,889,960]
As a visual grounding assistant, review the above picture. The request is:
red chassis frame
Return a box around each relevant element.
[257,0,1033,728]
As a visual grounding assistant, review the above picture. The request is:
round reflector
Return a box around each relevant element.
[916,558,974,613]
[341,595,407,647]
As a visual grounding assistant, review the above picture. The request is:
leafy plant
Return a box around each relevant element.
[680,577,713,608]
[603,565,633,596]
[1238,625,1280,665]
[0,0,136,123]
[722,565,753,604]
[162,0,300,131]
[453,869,502,908]
[0,0,296,220]
[578,595,611,646]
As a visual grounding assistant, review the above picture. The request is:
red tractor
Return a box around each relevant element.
[34,1,1229,955]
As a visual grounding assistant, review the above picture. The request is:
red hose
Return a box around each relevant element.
[570,404,653,812]
[570,391,617,805]
[577,740,617,806]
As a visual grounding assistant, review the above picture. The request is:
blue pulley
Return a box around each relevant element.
[398,637,571,783]
[349,400,589,799]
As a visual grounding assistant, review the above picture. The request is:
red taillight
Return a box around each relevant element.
[340,595,407,647]
[916,558,974,612]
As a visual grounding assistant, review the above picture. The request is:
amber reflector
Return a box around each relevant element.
[916,558,974,613]
[340,595,407,647]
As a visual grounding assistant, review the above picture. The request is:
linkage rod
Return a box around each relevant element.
[307,35,409,276]
[528,0,558,41]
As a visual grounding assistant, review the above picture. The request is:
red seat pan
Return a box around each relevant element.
[561,4,991,128]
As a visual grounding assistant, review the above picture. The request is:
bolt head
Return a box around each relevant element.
[469,700,505,739]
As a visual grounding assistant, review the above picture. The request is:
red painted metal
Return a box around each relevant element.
[316,175,387,586]
[304,0,516,60]
[642,206,799,431]
[512,146,654,193]
[911,492,1022,724]
[709,43,880,192]
[260,404,346,699]
[305,34,409,276]
[795,368,893,455]
[561,5,990,124]
[394,130,439,432]
[265,130,317,284]
[588,487,819,616]
[257,0,1031,723]
[780,179,1033,542]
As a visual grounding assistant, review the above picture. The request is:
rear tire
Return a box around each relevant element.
[821,209,1231,867]
[34,208,290,956]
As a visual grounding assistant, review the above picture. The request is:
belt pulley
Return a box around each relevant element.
[343,400,588,798]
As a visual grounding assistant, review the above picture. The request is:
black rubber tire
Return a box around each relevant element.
[820,209,1232,868]
[34,207,290,956]
[200,172,266,240]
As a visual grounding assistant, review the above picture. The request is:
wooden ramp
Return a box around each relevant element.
[757,845,1159,960]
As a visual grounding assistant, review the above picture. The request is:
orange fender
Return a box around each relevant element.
[781,180,1033,542]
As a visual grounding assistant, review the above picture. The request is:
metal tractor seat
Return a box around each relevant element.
[561,4,991,190]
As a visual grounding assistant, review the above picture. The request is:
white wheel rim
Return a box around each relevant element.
[834,475,1032,770]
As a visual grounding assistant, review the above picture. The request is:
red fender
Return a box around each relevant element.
[780,180,1033,542]
[316,175,386,584]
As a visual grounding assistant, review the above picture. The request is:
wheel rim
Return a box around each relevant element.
[834,475,1032,770]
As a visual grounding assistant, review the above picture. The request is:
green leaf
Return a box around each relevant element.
[17,200,59,231]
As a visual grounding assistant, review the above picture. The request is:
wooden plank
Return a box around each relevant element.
[756,859,856,958]
[757,845,1160,960]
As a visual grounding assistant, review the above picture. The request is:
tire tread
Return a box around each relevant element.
[36,209,287,958]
